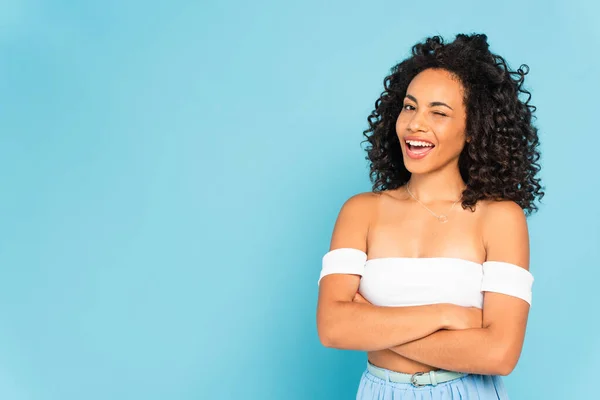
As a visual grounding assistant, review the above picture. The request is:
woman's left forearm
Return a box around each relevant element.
[388,327,510,375]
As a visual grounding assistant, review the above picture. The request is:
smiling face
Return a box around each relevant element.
[396,68,468,174]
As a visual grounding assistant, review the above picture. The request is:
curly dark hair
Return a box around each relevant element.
[361,33,545,215]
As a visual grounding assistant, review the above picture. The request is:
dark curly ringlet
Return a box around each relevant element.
[361,33,545,215]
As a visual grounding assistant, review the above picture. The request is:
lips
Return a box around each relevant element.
[404,137,435,160]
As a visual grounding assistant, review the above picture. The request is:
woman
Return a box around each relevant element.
[316,33,544,399]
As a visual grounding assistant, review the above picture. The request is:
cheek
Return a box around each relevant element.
[439,131,467,153]
[453,136,468,155]
[395,114,405,129]
[395,113,412,135]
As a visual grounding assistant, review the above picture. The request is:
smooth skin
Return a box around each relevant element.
[316,68,531,376]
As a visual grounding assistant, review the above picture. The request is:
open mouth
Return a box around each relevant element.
[405,139,435,158]
[407,142,435,153]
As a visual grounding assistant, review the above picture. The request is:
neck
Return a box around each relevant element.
[406,168,466,204]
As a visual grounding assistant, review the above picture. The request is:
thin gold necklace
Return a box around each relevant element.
[405,182,465,223]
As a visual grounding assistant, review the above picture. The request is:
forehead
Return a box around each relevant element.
[406,68,465,104]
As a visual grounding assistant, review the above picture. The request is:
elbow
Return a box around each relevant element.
[320,335,337,349]
[318,326,334,348]
[320,330,356,350]
[319,332,340,349]
[318,321,357,349]
[318,324,343,349]
[495,361,515,377]
[317,316,337,348]
[486,327,521,376]
[317,302,348,349]
[493,361,514,376]
[493,348,519,376]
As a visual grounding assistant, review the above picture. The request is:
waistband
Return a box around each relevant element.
[366,361,468,387]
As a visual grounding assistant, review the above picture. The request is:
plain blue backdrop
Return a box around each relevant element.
[0,0,598,399]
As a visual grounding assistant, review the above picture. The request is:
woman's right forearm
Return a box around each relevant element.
[319,301,451,351]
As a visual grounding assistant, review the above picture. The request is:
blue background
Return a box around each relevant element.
[1,0,597,399]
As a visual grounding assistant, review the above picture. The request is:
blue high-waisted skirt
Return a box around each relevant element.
[356,362,510,399]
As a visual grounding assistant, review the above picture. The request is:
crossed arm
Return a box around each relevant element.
[359,291,530,376]
[363,201,532,376]
[318,196,532,376]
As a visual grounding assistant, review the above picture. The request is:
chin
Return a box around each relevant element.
[404,161,433,175]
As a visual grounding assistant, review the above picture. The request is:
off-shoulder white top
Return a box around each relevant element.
[318,248,534,308]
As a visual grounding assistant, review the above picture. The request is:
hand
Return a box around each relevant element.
[446,305,483,330]
[352,291,372,305]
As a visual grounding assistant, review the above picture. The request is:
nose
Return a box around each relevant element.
[407,111,428,132]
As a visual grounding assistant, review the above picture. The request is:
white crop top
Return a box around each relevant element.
[318,248,534,307]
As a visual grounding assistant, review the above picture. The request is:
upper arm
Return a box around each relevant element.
[317,192,375,318]
[481,200,533,374]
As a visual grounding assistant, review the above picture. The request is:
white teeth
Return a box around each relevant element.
[406,140,434,147]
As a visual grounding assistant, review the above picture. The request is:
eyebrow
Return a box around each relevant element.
[405,94,454,111]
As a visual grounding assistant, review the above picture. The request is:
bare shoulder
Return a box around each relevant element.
[329,191,380,252]
[482,199,530,268]
[482,199,527,228]
[341,191,380,210]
